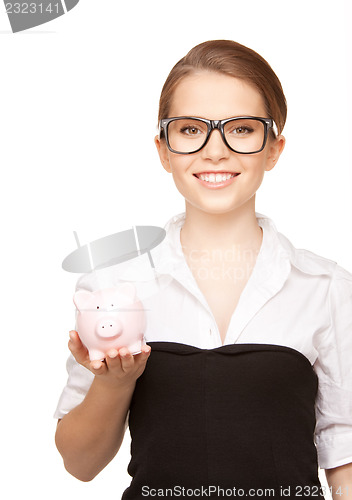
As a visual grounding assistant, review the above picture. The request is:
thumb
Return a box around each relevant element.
[68,330,90,366]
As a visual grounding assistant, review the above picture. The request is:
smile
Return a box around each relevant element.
[193,171,240,189]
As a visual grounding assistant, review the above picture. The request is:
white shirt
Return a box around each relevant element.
[54,211,352,470]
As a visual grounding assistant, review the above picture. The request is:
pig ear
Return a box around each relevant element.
[73,290,93,311]
[117,282,137,301]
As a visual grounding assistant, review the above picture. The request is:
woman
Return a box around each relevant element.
[55,40,352,498]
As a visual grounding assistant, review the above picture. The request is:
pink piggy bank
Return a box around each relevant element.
[73,283,146,360]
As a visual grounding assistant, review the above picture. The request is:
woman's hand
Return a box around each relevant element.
[68,330,151,390]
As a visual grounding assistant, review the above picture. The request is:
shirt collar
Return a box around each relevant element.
[153,211,335,279]
[84,211,335,291]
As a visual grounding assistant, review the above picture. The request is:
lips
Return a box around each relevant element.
[193,172,241,183]
[193,171,241,189]
[193,172,240,177]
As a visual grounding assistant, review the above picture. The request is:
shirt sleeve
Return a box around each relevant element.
[53,353,94,419]
[313,263,352,469]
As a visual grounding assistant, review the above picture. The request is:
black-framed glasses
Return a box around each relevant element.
[159,116,275,155]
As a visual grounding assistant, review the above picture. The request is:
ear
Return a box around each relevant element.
[265,134,286,172]
[73,290,93,311]
[154,135,172,173]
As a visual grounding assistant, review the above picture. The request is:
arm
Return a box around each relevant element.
[55,331,151,482]
[325,463,352,499]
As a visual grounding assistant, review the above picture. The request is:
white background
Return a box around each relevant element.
[0,0,351,498]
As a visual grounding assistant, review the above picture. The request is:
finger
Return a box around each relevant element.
[134,345,151,364]
[119,348,135,373]
[69,330,81,344]
[90,358,108,375]
[68,330,90,366]
[132,344,151,357]
[105,348,121,370]
[141,345,151,355]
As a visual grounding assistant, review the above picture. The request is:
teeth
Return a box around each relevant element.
[198,172,236,183]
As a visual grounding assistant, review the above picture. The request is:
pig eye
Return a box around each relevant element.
[97,306,100,309]
[111,304,114,307]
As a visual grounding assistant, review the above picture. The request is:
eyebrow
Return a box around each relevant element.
[169,114,265,120]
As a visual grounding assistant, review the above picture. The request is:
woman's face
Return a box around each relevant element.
[155,71,285,216]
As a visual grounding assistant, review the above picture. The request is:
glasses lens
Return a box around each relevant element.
[167,118,208,153]
[224,118,265,153]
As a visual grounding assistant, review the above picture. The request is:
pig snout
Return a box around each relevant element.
[95,317,123,339]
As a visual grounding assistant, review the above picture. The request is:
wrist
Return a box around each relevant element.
[81,376,136,420]
[92,374,136,396]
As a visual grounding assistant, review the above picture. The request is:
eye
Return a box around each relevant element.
[180,125,202,136]
[233,126,253,135]
[97,306,99,309]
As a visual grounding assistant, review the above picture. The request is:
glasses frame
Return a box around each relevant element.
[159,116,275,155]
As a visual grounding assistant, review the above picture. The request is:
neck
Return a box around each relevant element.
[180,200,263,256]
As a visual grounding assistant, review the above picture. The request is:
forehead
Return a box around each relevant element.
[169,71,267,119]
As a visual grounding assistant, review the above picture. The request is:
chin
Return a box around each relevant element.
[187,198,246,216]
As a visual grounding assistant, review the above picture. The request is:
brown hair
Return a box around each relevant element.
[158,40,287,136]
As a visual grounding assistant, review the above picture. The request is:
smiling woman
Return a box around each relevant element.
[55,39,352,499]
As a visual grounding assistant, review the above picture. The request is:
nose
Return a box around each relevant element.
[201,128,230,161]
[96,317,123,339]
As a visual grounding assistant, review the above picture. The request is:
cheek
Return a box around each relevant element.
[171,169,190,191]
[168,160,196,195]
[158,142,172,172]
[234,156,268,192]
[241,154,268,173]
[168,156,193,176]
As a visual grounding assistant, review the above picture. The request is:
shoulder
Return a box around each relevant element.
[328,262,352,317]
[270,219,352,298]
[333,262,352,282]
[258,212,341,277]
[257,212,352,285]
[278,230,339,277]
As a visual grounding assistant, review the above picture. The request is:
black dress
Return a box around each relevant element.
[122,341,324,499]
